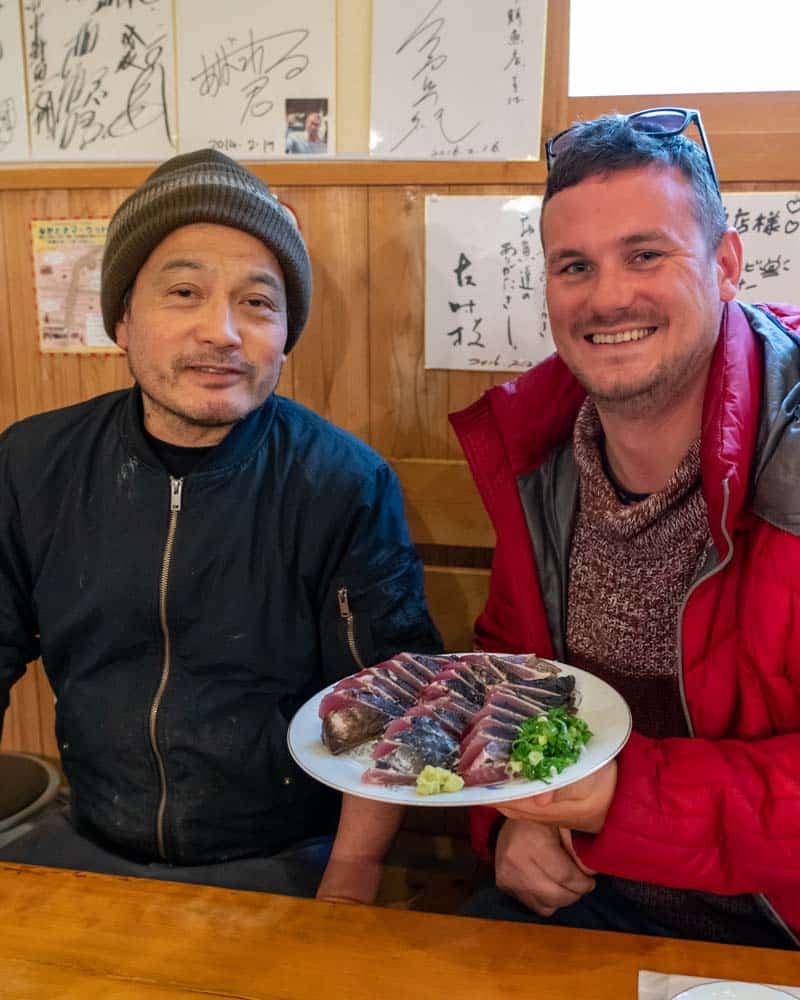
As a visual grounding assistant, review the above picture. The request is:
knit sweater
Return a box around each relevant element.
[566,400,784,947]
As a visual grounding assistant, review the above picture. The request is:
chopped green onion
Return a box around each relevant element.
[507,707,592,782]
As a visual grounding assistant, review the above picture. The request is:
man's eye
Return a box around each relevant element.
[246,297,273,310]
[172,287,196,299]
[562,261,589,275]
[633,251,661,264]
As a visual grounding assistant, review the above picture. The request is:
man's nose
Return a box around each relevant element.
[197,299,242,347]
[587,266,637,317]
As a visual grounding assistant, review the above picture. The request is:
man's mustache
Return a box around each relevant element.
[171,354,256,375]
[570,311,665,335]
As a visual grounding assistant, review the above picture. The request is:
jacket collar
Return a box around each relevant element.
[120,386,278,476]
[451,302,768,556]
[744,302,800,536]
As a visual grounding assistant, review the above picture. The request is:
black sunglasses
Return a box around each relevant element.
[545,107,720,193]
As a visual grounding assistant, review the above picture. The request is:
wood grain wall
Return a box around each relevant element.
[0,176,520,759]
[2,0,800,759]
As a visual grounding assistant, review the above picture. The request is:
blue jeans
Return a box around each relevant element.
[0,801,332,898]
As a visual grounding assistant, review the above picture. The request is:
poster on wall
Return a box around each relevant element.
[0,0,29,160]
[176,0,336,158]
[722,192,800,304]
[370,0,547,160]
[425,195,553,372]
[31,218,120,354]
[22,0,176,161]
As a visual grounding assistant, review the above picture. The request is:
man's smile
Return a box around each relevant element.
[585,326,658,345]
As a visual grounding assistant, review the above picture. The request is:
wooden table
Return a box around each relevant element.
[2,863,798,999]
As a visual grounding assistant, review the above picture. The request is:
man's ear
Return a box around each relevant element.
[115,315,129,351]
[716,227,743,303]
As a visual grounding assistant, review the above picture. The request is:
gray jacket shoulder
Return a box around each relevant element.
[744,304,800,535]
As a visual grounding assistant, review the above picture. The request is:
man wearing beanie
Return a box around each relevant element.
[0,150,441,898]
[452,112,800,948]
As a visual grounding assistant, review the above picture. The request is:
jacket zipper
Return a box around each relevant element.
[676,479,800,949]
[337,586,365,671]
[149,476,183,861]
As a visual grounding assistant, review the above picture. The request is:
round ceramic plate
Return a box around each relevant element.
[287,661,632,806]
[673,984,795,999]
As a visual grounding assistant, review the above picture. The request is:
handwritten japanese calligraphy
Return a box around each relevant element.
[722,192,800,301]
[425,195,554,372]
[0,0,28,159]
[371,0,547,160]
[176,0,335,159]
[23,0,175,160]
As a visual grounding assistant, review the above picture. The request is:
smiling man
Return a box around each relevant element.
[0,149,440,895]
[452,111,800,947]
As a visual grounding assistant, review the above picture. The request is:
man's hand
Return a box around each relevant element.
[494,819,596,916]
[497,759,617,832]
[316,795,405,905]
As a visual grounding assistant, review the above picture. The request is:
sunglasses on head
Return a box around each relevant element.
[545,107,720,193]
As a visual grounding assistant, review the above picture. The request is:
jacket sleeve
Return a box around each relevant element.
[318,462,442,684]
[574,729,800,899]
[0,431,41,735]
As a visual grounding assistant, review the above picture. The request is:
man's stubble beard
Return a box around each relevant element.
[130,354,284,431]
[573,335,716,420]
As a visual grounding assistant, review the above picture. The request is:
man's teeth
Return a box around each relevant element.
[590,327,654,345]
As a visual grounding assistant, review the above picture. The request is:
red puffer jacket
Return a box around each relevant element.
[450,302,800,941]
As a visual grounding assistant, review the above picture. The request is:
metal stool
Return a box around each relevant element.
[0,752,61,847]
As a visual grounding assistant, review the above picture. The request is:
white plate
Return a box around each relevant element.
[673,985,795,999]
[287,661,632,806]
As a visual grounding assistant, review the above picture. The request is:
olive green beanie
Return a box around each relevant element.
[101,149,311,351]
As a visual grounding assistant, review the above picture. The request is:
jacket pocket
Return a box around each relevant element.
[328,563,441,681]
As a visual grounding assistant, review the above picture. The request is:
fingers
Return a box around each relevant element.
[497,853,595,916]
[558,826,597,877]
[495,760,617,832]
[494,819,596,917]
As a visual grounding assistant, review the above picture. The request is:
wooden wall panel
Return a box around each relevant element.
[283,186,370,440]
[369,186,450,459]
[4,164,797,754]
[5,188,134,423]
[0,194,17,432]
[6,189,75,420]
[392,459,493,549]
[423,567,490,653]
[0,662,57,758]
[542,0,571,143]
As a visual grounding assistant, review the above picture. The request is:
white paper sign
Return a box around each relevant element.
[425,195,553,372]
[22,0,176,161]
[723,192,800,304]
[371,0,546,160]
[0,0,29,160]
[176,0,335,158]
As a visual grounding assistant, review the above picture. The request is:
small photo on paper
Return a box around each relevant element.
[285,99,329,155]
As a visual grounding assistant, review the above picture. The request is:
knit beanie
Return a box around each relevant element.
[101,149,311,352]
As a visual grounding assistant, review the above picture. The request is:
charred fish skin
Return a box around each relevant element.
[319,650,583,787]
[321,703,388,755]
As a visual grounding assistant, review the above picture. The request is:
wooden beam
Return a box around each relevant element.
[391,458,494,549]
[424,566,489,653]
[0,160,548,191]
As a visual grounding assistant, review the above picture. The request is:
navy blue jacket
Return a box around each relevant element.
[0,388,441,863]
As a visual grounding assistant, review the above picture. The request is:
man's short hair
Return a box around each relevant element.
[543,114,727,250]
